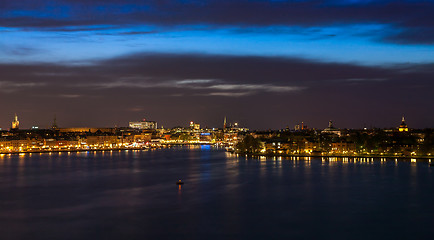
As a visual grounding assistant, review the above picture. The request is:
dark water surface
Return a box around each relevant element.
[0,146,433,240]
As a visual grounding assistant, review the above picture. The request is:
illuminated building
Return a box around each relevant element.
[129,119,157,130]
[331,142,356,153]
[190,121,200,130]
[321,120,341,136]
[11,113,19,130]
[59,128,114,133]
[295,122,308,131]
[398,116,409,132]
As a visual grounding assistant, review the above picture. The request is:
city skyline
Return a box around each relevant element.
[0,112,419,131]
[1,1,434,129]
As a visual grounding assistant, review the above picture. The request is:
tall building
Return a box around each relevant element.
[294,122,308,131]
[11,113,19,130]
[129,119,157,130]
[398,116,409,132]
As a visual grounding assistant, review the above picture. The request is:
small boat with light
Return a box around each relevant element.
[176,180,184,185]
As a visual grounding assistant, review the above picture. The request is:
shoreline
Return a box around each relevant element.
[228,151,433,160]
[1,147,432,160]
[0,143,220,155]
[0,147,149,155]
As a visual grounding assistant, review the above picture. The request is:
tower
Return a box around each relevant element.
[52,115,58,129]
[11,113,19,130]
[223,116,227,129]
[398,116,409,132]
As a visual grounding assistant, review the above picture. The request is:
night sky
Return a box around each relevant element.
[1,0,433,130]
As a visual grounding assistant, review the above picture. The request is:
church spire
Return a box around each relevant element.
[52,115,58,129]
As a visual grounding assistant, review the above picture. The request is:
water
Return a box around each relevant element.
[0,146,433,240]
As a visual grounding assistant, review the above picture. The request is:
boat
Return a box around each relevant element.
[176,180,184,185]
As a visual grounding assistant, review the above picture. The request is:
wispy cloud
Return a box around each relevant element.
[207,84,303,92]
[0,81,46,92]
[175,79,217,85]
[205,92,253,97]
[75,78,303,97]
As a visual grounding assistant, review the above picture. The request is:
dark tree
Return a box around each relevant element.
[236,135,262,154]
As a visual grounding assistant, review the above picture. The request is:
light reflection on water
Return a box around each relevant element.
[0,147,433,240]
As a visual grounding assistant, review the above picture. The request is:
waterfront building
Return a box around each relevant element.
[200,132,212,142]
[304,141,320,153]
[331,142,356,153]
[133,133,152,143]
[86,136,120,146]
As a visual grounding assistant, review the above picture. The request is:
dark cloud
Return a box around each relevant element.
[117,30,160,35]
[381,27,434,45]
[1,0,433,44]
[0,53,433,129]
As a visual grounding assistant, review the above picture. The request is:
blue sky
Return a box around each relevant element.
[2,24,434,65]
[1,0,434,65]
